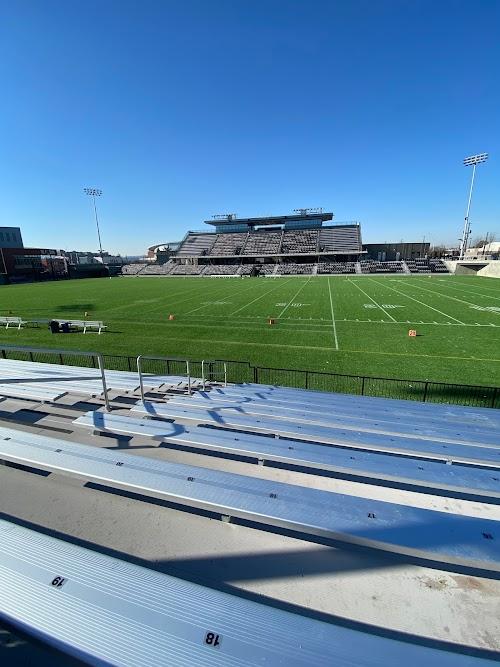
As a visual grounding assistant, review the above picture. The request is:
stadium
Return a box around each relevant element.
[1,3,500,665]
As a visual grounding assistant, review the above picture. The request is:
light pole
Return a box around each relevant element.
[83,187,104,263]
[459,153,488,260]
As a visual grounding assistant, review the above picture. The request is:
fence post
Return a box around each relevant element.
[253,366,258,384]
[491,387,498,409]
[59,353,63,365]
[305,370,309,389]
[361,376,365,395]
[29,352,34,362]
[423,381,429,402]
[127,356,132,372]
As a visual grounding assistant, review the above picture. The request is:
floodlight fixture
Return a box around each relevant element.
[84,187,104,261]
[293,207,323,216]
[459,153,489,260]
[212,213,236,220]
[463,153,488,166]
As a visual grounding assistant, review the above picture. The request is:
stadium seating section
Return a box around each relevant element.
[276,263,315,275]
[209,232,248,256]
[319,226,361,253]
[176,233,215,257]
[281,230,318,254]
[170,264,206,275]
[205,264,240,275]
[241,231,283,255]
[360,260,405,274]
[317,262,357,274]
[406,259,449,273]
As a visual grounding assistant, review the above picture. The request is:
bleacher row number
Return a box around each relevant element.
[51,576,67,588]
[204,631,222,648]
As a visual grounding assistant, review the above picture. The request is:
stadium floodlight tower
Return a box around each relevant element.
[83,187,104,263]
[459,153,488,260]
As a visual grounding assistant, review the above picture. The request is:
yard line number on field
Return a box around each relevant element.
[368,278,465,325]
[347,279,397,321]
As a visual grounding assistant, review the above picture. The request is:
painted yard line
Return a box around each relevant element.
[277,277,311,318]
[183,279,261,315]
[368,278,465,325]
[229,277,296,315]
[448,279,500,294]
[347,278,397,322]
[140,334,500,362]
[327,277,339,350]
[400,280,500,316]
[434,280,500,304]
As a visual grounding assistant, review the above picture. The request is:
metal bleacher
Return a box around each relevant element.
[1,358,500,664]
[2,519,492,667]
[2,426,500,571]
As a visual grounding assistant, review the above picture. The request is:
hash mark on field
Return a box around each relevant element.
[369,278,465,325]
[327,277,339,350]
[347,279,396,321]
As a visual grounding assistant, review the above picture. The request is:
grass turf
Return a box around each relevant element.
[0,274,499,387]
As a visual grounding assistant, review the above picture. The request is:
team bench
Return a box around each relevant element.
[57,319,107,334]
[0,316,27,329]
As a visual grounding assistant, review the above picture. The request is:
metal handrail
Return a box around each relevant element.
[136,355,191,402]
[0,344,110,411]
[201,360,227,391]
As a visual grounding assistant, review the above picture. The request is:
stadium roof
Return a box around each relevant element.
[205,212,333,227]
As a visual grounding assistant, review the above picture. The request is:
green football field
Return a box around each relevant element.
[0,274,499,386]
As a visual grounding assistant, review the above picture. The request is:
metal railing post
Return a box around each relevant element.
[223,362,227,387]
[201,360,206,391]
[186,360,191,395]
[97,353,111,411]
[137,355,146,403]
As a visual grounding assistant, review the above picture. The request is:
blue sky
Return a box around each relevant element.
[1,0,499,255]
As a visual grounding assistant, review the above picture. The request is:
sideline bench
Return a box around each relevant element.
[0,316,26,330]
[72,411,500,502]
[56,319,107,334]
[1,427,499,572]
[1,519,493,667]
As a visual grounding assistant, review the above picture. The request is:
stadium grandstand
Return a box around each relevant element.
[123,210,451,276]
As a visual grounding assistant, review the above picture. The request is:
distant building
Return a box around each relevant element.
[363,242,430,261]
[0,227,23,248]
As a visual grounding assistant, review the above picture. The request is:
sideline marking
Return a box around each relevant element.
[347,279,397,321]
[368,278,465,325]
[229,278,296,315]
[143,334,500,362]
[327,277,339,350]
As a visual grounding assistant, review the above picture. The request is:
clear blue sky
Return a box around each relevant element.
[1,0,499,255]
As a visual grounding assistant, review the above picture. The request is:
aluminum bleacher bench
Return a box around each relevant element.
[71,412,500,503]
[216,384,500,426]
[184,389,500,430]
[0,384,66,403]
[165,394,497,442]
[1,521,493,667]
[1,426,500,572]
[0,316,26,329]
[131,401,500,452]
